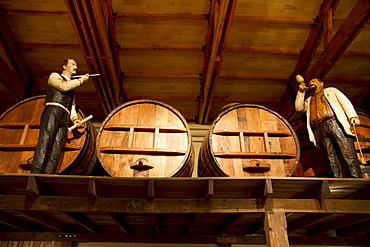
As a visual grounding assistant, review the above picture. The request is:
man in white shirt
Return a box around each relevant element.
[31,59,89,174]
[295,75,362,178]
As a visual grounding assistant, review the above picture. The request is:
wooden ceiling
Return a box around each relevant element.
[0,0,369,124]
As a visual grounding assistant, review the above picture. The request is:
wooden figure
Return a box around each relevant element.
[31,59,89,174]
[295,75,362,178]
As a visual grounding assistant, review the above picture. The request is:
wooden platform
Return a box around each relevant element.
[0,174,369,246]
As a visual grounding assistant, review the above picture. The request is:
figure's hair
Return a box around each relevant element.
[62,58,74,67]
[317,78,323,83]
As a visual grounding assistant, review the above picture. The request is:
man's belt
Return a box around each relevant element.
[45,102,70,115]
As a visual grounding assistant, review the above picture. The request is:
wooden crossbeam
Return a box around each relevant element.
[108,213,129,234]
[277,0,340,118]
[64,212,97,233]
[0,211,35,232]
[64,0,122,115]
[196,0,238,124]
[305,0,370,81]
[278,0,369,118]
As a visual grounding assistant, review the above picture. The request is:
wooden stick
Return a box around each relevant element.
[71,73,100,78]
[68,115,93,132]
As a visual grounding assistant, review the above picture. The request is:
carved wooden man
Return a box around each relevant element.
[295,75,362,178]
[31,59,89,174]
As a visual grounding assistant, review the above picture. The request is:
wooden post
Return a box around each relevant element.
[264,210,289,247]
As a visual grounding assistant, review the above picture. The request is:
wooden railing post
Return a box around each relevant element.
[264,210,289,247]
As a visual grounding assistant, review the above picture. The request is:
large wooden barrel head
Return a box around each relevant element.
[96,99,194,177]
[0,95,97,174]
[198,103,300,177]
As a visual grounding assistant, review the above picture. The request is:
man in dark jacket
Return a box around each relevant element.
[31,59,89,174]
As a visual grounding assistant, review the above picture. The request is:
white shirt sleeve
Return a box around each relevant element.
[48,72,82,92]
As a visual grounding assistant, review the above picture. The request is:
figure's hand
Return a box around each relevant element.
[73,119,81,125]
[81,73,89,82]
[298,82,309,93]
[350,117,360,126]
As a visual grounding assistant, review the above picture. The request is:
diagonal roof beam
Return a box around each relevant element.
[196,0,238,124]
[305,0,370,81]
[279,0,370,119]
[0,14,33,100]
[64,0,122,114]
[277,0,340,118]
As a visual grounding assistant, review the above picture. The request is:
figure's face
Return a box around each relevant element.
[309,78,324,92]
[63,59,78,74]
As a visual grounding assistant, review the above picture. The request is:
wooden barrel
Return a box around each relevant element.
[96,99,194,177]
[198,103,300,177]
[0,95,97,174]
[290,109,370,178]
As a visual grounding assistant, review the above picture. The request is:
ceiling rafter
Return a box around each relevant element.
[0,14,32,100]
[304,0,370,81]
[277,0,340,118]
[64,0,122,115]
[196,0,238,124]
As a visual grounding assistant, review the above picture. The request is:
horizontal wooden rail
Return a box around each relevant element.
[212,129,292,137]
[100,147,187,156]
[214,152,296,159]
[103,125,187,133]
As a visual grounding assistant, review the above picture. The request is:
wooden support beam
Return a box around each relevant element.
[26,176,41,196]
[206,180,214,199]
[264,210,289,247]
[251,179,273,198]
[287,213,343,233]
[336,218,370,237]
[187,214,202,235]
[196,0,238,124]
[1,232,369,246]
[108,213,129,234]
[153,213,160,234]
[17,211,64,232]
[0,211,35,231]
[64,212,96,233]
[148,180,155,199]
[64,0,122,115]
[219,213,245,234]
[298,180,331,199]
[307,214,370,236]
[277,0,340,118]
[88,178,98,197]
[305,0,370,81]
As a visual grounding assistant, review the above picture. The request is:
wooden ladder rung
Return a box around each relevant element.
[214,152,296,159]
[100,147,187,156]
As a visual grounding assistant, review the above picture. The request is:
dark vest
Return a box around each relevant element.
[45,74,74,110]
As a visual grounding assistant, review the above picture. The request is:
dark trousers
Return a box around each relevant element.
[31,106,69,174]
[313,118,362,178]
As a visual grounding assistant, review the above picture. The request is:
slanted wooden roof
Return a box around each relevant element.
[0,0,369,124]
